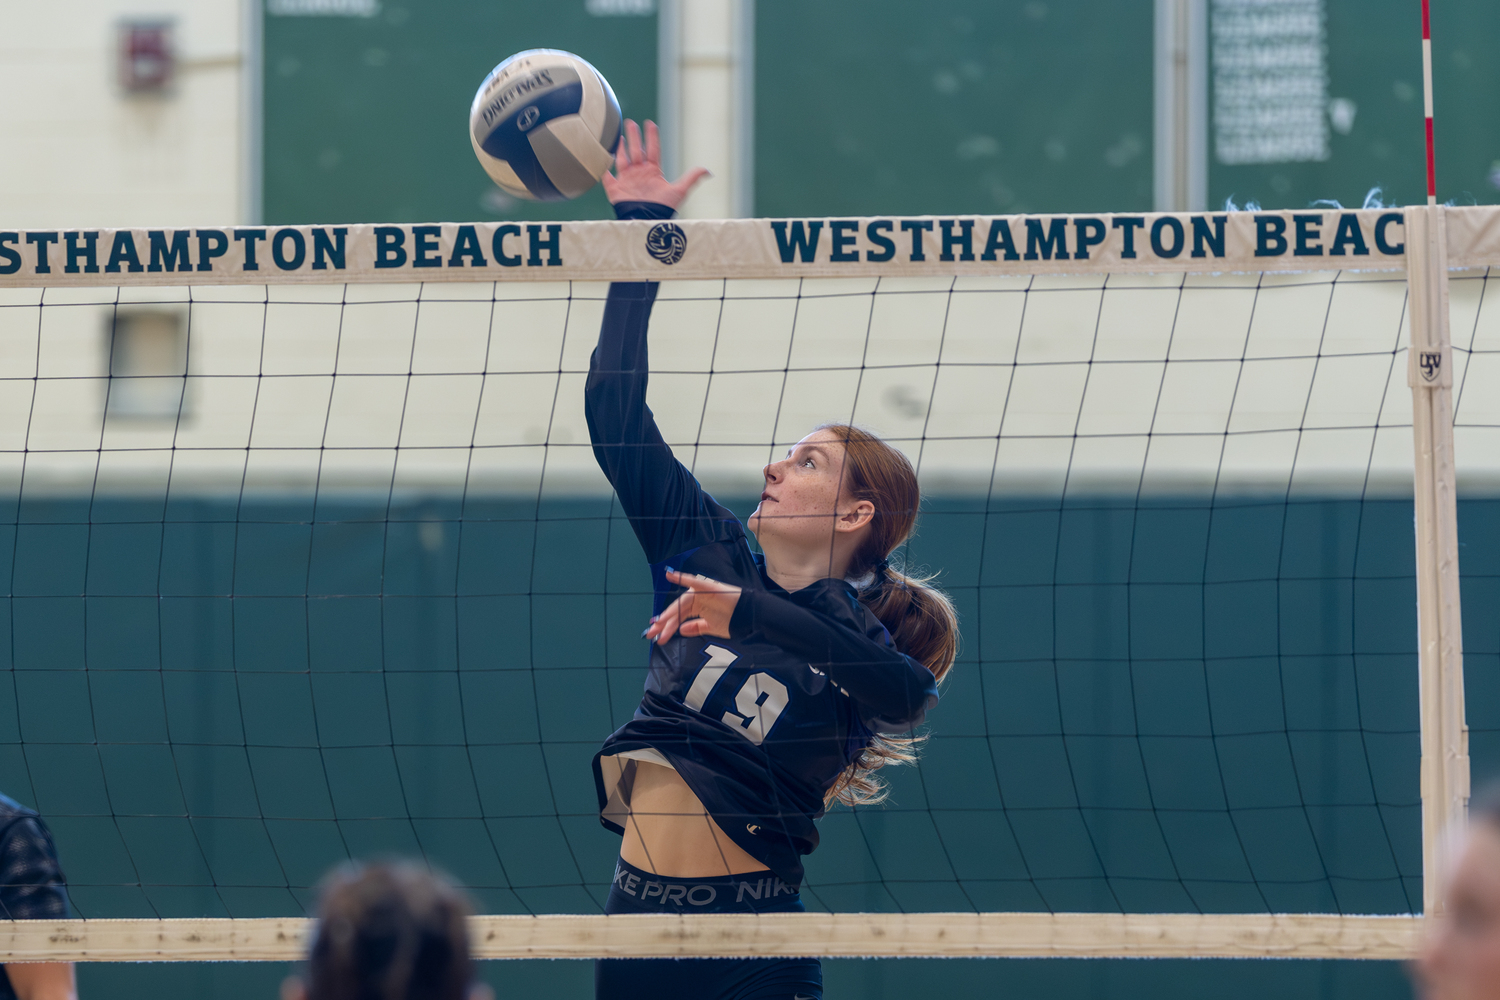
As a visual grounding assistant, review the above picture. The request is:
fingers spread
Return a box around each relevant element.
[644,120,661,165]
[667,569,704,592]
[670,167,711,201]
[656,609,684,644]
[649,590,699,644]
[666,568,728,593]
[625,119,644,165]
[652,570,736,644]
[649,606,674,643]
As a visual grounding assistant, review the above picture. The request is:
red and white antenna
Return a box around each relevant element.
[1422,0,1437,205]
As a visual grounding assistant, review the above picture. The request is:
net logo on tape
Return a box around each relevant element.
[645,222,687,265]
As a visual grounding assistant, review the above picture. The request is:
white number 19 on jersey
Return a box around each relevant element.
[681,644,790,746]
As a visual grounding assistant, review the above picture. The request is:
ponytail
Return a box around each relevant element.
[859,562,959,684]
[818,424,960,809]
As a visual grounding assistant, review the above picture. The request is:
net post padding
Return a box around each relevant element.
[0,913,1422,962]
[1407,203,1471,917]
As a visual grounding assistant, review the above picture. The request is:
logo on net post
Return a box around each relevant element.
[645,222,687,265]
[1420,351,1442,381]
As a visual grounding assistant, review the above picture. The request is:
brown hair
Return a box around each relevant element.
[819,423,959,809]
[305,861,474,1000]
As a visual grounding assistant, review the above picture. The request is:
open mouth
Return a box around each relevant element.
[759,492,777,503]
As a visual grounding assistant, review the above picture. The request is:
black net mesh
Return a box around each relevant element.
[0,267,1476,920]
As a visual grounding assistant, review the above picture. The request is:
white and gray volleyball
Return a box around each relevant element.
[469,50,622,202]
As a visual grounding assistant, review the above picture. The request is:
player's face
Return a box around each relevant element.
[1416,823,1500,1000]
[749,429,855,551]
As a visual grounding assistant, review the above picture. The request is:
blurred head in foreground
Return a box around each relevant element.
[1417,787,1500,1000]
[283,861,486,1000]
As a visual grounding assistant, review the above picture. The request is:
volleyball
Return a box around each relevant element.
[469,49,622,202]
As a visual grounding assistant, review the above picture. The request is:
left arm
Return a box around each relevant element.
[730,589,938,732]
[650,571,938,732]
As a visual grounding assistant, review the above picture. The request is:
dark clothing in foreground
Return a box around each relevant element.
[0,793,71,1000]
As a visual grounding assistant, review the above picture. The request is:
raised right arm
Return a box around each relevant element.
[585,206,734,563]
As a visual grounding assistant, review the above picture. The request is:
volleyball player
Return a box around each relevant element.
[587,120,960,1000]
[280,861,486,1000]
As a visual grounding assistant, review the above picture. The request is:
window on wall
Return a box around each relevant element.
[107,309,187,420]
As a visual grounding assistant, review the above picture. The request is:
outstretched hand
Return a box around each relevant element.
[645,569,742,645]
[601,120,710,209]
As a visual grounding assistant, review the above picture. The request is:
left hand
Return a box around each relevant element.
[646,569,742,645]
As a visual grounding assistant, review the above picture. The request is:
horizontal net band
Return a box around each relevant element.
[2,206,1498,288]
[0,912,1421,962]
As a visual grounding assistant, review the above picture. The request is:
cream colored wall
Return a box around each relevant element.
[0,0,247,228]
[0,11,1439,498]
[0,272,1431,498]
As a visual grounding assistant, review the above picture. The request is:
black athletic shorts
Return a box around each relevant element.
[595,858,823,1000]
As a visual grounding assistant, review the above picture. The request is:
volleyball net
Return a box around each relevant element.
[0,205,1493,961]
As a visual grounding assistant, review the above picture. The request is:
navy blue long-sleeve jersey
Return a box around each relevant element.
[586,202,940,886]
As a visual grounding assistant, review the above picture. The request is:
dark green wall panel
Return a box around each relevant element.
[1209,0,1500,211]
[262,1,1500,224]
[5,489,1485,999]
[263,3,658,224]
[0,493,1450,916]
[754,0,1155,216]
